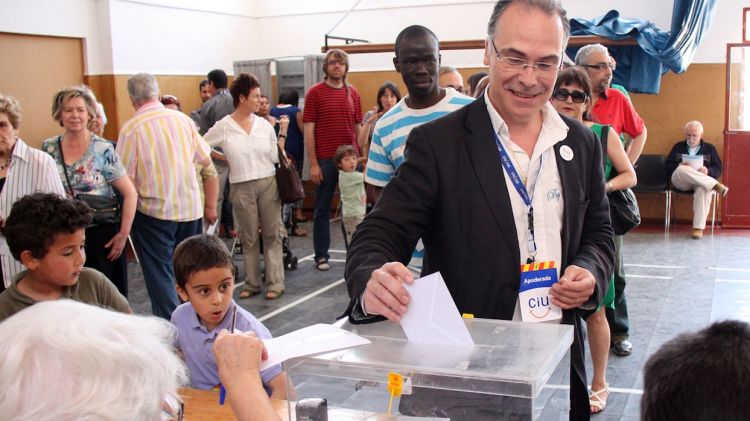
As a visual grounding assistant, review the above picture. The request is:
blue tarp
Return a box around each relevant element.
[566,0,718,94]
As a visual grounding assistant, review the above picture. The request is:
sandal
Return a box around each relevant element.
[589,385,609,414]
[265,290,284,300]
[292,226,308,237]
[315,258,330,271]
[239,289,258,299]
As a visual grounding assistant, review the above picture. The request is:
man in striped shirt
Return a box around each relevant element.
[304,49,363,271]
[365,25,474,270]
[116,73,219,319]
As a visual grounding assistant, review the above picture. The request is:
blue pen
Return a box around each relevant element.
[219,304,238,405]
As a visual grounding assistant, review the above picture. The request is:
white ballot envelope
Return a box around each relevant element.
[681,154,703,170]
[260,323,370,370]
[400,272,475,346]
[206,220,219,236]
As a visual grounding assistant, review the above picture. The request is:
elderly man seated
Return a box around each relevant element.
[665,120,728,239]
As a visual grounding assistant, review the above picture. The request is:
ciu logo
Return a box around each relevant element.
[528,296,551,319]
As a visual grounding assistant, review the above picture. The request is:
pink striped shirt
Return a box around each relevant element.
[116,101,214,221]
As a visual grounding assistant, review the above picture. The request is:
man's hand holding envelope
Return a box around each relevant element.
[363,264,474,346]
[363,262,415,322]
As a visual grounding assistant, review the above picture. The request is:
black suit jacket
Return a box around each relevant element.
[344,96,614,420]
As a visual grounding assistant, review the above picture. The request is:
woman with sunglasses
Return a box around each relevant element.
[550,66,636,415]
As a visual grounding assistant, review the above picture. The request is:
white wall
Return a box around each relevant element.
[251,0,743,70]
[108,0,259,74]
[0,0,744,75]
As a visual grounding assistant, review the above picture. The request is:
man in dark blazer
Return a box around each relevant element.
[344,1,614,420]
[665,120,728,239]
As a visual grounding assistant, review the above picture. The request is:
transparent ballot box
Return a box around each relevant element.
[284,318,573,420]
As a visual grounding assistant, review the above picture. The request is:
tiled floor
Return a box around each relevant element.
[126,221,750,420]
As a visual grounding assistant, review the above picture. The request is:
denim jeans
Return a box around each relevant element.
[131,211,202,319]
[312,159,339,261]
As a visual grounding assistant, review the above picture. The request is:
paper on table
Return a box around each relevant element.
[260,323,370,370]
[681,154,703,170]
[400,272,474,346]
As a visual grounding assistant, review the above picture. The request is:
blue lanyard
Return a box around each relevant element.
[493,132,539,263]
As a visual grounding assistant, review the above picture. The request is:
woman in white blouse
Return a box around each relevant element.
[204,73,288,300]
[0,94,65,291]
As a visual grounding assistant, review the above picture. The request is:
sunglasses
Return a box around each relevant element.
[553,88,587,104]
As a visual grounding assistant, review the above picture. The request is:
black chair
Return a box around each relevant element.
[632,154,672,231]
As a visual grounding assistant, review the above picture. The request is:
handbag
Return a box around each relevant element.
[57,136,121,226]
[275,145,305,204]
[598,125,640,235]
[608,188,640,235]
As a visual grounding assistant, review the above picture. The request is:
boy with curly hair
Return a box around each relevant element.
[0,193,130,321]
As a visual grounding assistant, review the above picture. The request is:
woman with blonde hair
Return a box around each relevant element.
[43,85,137,297]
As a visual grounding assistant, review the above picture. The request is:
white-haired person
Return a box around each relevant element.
[665,120,728,240]
[0,94,65,293]
[0,300,280,421]
[90,101,107,137]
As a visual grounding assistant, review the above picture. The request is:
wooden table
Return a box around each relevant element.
[179,388,289,420]
[179,388,397,420]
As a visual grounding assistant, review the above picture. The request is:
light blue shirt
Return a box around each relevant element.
[365,88,474,270]
[171,300,281,391]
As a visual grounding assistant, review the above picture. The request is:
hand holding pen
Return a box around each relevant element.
[213,326,269,398]
[212,322,279,420]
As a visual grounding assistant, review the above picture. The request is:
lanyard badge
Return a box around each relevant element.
[518,261,562,323]
[493,132,538,263]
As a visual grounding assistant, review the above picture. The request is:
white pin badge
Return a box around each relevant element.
[559,145,574,161]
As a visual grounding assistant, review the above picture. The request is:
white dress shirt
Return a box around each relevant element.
[484,89,569,321]
[0,139,65,285]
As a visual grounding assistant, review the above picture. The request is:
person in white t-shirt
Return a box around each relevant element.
[203,74,286,301]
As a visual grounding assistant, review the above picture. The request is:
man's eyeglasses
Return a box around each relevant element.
[489,38,560,73]
[581,62,616,72]
[552,88,587,104]
[327,59,346,66]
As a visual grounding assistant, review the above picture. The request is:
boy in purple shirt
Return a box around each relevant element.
[170,234,287,396]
